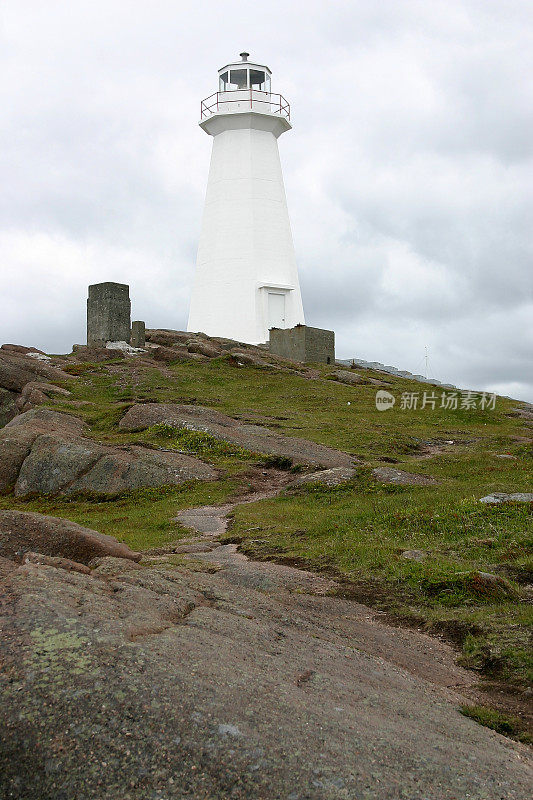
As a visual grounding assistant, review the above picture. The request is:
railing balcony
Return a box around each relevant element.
[200,89,290,121]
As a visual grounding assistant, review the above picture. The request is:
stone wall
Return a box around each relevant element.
[269,325,335,364]
[87,283,131,347]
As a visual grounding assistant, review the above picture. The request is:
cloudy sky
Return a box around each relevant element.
[1,0,532,400]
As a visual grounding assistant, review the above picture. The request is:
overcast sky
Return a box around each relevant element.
[1,1,532,401]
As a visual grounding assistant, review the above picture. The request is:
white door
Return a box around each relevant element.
[268,292,286,328]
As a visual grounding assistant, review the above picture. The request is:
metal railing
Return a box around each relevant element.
[200,89,290,121]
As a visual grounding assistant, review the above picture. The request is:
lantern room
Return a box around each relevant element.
[200,52,290,122]
[218,52,271,93]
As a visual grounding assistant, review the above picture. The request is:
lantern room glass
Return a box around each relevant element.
[228,68,247,89]
[219,67,271,92]
[250,69,270,91]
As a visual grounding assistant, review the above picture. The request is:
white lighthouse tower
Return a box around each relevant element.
[187,52,305,344]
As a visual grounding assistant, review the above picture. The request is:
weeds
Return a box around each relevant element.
[460,705,532,745]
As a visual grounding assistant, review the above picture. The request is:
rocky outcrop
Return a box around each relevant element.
[466,571,519,599]
[332,369,390,387]
[0,408,217,498]
[509,405,533,422]
[0,344,46,356]
[187,341,222,358]
[22,551,92,574]
[332,369,370,385]
[146,329,191,347]
[144,329,276,368]
[0,348,70,393]
[0,347,72,426]
[0,546,530,798]
[402,549,427,562]
[152,345,197,363]
[65,445,216,496]
[372,466,438,486]
[229,350,266,366]
[0,409,84,493]
[15,381,71,414]
[0,388,18,427]
[290,467,358,488]
[70,345,125,362]
[119,403,357,469]
[479,492,533,504]
[0,510,140,564]
[211,336,248,351]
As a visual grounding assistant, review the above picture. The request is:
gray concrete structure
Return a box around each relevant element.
[269,325,335,364]
[130,320,145,348]
[87,283,131,347]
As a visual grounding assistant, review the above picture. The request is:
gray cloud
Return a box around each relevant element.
[1,0,532,401]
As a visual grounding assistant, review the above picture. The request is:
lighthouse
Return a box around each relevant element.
[187,52,305,344]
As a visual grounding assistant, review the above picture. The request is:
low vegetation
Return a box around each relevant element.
[226,471,532,688]
[460,705,532,745]
[3,353,532,736]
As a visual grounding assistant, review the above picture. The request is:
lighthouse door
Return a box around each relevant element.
[268,292,286,329]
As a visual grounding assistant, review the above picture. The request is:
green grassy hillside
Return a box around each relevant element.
[2,354,531,710]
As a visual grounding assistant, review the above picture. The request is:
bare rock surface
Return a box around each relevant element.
[187,340,222,358]
[479,492,533,504]
[5,406,86,435]
[0,535,531,798]
[0,348,71,393]
[0,510,140,564]
[510,405,533,422]
[0,409,86,493]
[70,345,125,362]
[0,387,18,427]
[120,403,356,468]
[143,330,292,370]
[1,344,46,356]
[402,549,427,562]
[0,347,73,427]
[333,369,390,387]
[146,329,191,346]
[466,570,519,599]
[372,466,438,486]
[332,368,370,385]
[229,350,268,366]
[0,409,217,497]
[212,336,249,351]
[290,466,358,487]
[15,433,102,497]
[66,445,216,496]
[152,344,193,363]
[22,551,92,574]
[15,380,71,413]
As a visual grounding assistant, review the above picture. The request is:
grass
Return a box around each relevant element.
[0,480,241,553]
[51,356,528,460]
[137,423,262,474]
[460,704,532,745]
[226,468,532,687]
[5,353,533,705]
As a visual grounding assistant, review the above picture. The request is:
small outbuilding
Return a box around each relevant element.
[269,325,335,364]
